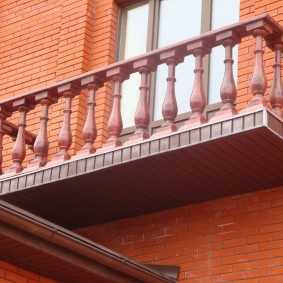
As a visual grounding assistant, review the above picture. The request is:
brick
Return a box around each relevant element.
[0,261,17,272]
[258,257,283,268]
[220,271,244,281]
[5,271,28,283]
[246,268,271,278]
[258,275,283,283]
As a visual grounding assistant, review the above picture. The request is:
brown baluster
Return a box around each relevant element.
[2,99,34,177]
[49,83,79,164]
[269,41,283,118]
[251,29,267,103]
[152,50,184,138]
[180,41,210,130]
[77,76,103,156]
[161,58,179,129]
[0,106,12,175]
[241,27,271,112]
[210,32,240,122]
[25,91,58,171]
[125,58,156,144]
[98,67,129,152]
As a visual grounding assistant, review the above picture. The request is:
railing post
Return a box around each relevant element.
[242,21,273,112]
[152,49,184,137]
[251,29,267,104]
[24,91,58,171]
[77,75,103,156]
[49,83,79,164]
[180,40,211,130]
[210,31,241,122]
[125,58,156,144]
[267,36,283,118]
[98,66,129,152]
[0,106,12,175]
[1,99,34,177]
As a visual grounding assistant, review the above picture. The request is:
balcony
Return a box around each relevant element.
[0,14,283,229]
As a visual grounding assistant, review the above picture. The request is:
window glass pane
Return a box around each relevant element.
[121,73,141,128]
[120,2,149,59]
[157,0,202,48]
[154,0,201,120]
[120,2,149,127]
[208,0,240,104]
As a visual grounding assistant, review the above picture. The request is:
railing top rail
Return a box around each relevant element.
[0,13,282,110]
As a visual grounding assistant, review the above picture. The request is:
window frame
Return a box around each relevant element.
[117,0,223,139]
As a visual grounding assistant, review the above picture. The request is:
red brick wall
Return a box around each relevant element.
[76,186,283,282]
[0,0,118,171]
[237,0,283,111]
[0,0,282,170]
[0,261,57,283]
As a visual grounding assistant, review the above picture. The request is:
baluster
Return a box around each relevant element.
[50,83,79,164]
[125,59,156,144]
[25,91,58,171]
[241,27,271,112]
[77,76,103,156]
[269,40,283,118]
[2,99,34,177]
[98,67,129,152]
[180,41,210,130]
[210,32,240,122]
[0,106,12,175]
[251,29,267,104]
[152,50,184,138]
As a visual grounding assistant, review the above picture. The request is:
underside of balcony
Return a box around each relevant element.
[0,108,282,229]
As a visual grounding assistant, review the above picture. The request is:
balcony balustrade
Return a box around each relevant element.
[0,14,283,228]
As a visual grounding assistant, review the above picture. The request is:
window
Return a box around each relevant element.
[118,0,240,134]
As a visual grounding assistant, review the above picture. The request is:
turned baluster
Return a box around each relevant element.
[106,76,123,147]
[220,38,237,111]
[78,77,103,156]
[57,93,74,160]
[3,100,34,175]
[99,67,129,151]
[0,106,12,175]
[152,50,184,137]
[181,42,210,130]
[161,58,179,130]
[0,115,5,175]
[135,67,151,137]
[31,99,51,166]
[27,91,57,170]
[269,42,283,117]
[50,83,78,163]
[190,49,206,122]
[126,59,156,144]
[249,29,268,107]
[210,32,240,122]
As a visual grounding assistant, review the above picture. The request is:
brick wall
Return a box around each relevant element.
[0,0,118,171]
[76,186,283,282]
[1,1,283,281]
[0,0,282,170]
[0,261,57,283]
[237,0,283,111]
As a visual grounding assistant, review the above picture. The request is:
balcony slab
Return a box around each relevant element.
[0,109,283,229]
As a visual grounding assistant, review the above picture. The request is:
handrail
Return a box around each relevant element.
[3,120,36,146]
[0,13,282,177]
